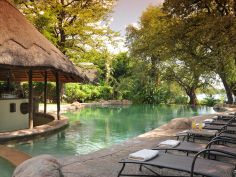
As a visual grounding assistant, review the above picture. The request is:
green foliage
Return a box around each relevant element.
[15,0,117,58]
[173,96,188,105]
[22,82,56,103]
[115,70,187,104]
[114,77,135,100]
[125,3,236,105]
[0,82,15,92]
[162,0,236,103]
[125,6,212,106]
[112,52,131,79]
[64,84,113,103]
[133,82,188,104]
[201,95,221,107]
[131,82,187,105]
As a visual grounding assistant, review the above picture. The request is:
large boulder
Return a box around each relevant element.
[13,155,62,177]
[213,104,227,112]
[160,118,192,130]
[71,101,85,109]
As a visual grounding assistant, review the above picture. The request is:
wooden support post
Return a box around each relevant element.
[44,71,47,116]
[55,72,60,120]
[28,69,34,129]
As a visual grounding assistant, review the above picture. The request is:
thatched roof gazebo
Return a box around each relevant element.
[0,0,86,131]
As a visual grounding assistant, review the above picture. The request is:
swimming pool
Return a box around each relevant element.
[13,104,214,157]
[0,157,15,177]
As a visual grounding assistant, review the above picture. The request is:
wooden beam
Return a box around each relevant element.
[44,71,47,115]
[55,72,60,120]
[28,69,34,129]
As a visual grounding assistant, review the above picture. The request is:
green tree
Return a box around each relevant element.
[14,0,117,59]
[126,6,172,83]
[112,52,131,79]
[163,0,236,103]
[163,60,214,106]
[126,6,216,105]
[111,52,132,99]
[14,0,120,102]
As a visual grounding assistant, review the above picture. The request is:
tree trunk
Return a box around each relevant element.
[57,8,66,54]
[186,87,198,107]
[150,56,159,84]
[220,75,234,104]
[104,51,112,84]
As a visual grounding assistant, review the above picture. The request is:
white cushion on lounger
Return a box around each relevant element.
[212,116,218,119]
[203,119,214,123]
[128,149,159,161]
[159,140,180,147]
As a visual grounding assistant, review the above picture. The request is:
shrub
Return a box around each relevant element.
[202,95,221,107]
[173,95,188,104]
[22,82,56,103]
[64,83,113,103]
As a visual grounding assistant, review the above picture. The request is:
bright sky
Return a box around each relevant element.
[108,0,164,53]
[110,0,164,36]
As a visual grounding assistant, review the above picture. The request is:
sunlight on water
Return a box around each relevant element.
[14,105,214,157]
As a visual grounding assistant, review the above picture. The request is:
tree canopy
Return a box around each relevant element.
[163,0,236,103]
[125,2,236,105]
[14,0,117,58]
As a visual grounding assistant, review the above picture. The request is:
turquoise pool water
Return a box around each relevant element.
[13,105,214,157]
[0,157,15,177]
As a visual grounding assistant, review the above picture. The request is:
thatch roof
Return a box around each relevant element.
[76,66,99,83]
[0,0,85,83]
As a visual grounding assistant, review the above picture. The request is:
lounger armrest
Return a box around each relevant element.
[190,149,236,177]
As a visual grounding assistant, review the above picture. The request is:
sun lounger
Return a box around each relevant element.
[203,124,236,131]
[218,130,236,139]
[217,114,235,121]
[204,116,236,125]
[118,149,236,177]
[176,122,236,142]
[176,129,218,141]
[155,136,236,158]
[206,119,236,125]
